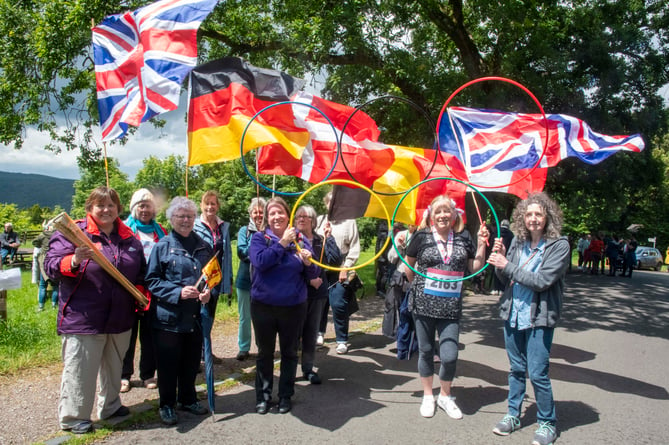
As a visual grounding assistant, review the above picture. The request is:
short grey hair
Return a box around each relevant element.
[166,196,197,220]
[248,197,267,214]
[296,204,318,230]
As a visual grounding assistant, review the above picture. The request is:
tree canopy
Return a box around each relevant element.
[1,0,668,244]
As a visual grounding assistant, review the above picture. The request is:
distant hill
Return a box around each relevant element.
[0,171,74,211]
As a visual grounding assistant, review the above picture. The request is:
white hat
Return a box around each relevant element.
[129,189,155,215]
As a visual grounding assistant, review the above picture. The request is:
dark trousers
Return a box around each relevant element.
[153,328,202,408]
[122,313,156,381]
[251,300,307,402]
[301,297,327,375]
[329,282,350,342]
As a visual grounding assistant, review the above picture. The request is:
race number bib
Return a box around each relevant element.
[423,268,463,298]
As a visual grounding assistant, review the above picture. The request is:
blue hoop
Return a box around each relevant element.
[391,176,500,283]
[239,101,341,196]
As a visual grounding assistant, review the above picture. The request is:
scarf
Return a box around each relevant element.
[125,215,165,241]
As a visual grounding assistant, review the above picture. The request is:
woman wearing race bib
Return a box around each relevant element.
[405,194,489,419]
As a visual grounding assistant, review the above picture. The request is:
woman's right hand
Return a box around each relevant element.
[279,227,297,247]
[71,246,94,268]
[492,238,506,256]
[180,285,201,300]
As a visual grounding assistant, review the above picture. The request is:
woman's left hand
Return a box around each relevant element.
[298,248,312,265]
[199,288,211,304]
[488,251,509,269]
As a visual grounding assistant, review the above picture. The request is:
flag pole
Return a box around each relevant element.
[102,141,110,188]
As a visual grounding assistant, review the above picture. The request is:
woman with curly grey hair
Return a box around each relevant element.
[487,192,570,445]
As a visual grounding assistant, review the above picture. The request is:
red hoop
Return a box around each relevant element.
[435,76,549,190]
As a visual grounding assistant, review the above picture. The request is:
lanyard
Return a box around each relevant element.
[431,226,454,265]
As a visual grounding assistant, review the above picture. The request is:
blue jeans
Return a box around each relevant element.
[236,288,252,352]
[504,321,556,423]
[38,274,58,308]
[328,282,349,342]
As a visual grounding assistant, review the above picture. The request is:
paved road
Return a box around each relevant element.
[97,270,669,445]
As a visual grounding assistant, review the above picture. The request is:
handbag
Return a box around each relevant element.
[342,271,363,315]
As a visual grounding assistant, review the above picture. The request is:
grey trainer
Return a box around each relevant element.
[532,421,557,445]
[493,414,520,436]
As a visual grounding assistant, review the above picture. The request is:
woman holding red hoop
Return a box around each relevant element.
[405,195,489,419]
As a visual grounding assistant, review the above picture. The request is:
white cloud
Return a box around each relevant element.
[0,107,188,181]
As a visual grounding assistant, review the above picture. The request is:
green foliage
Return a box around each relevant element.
[72,157,133,218]
[0,271,61,374]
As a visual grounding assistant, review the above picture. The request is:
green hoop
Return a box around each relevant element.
[391,177,500,283]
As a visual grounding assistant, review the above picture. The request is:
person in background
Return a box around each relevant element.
[383,223,415,338]
[44,186,146,434]
[193,191,233,309]
[120,188,167,393]
[588,233,604,275]
[605,234,620,276]
[374,220,391,298]
[620,237,637,277]
[32,224,58,311]
[316,191,361,354]
[1,222,21,267]
[234,197,266,361]
[145,197,214,425]
[295,204,341,385]
[405,195,489,420]
[250,197,319,414]
[576,233,590,271]
[488,192,570,445]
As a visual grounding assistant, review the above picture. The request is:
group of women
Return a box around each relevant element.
[46,185,568,445]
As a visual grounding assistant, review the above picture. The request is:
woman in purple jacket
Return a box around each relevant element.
[250,197,320,415]
[45,187,146,435]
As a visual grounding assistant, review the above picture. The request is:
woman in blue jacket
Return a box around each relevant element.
[145,197,215,426]
[250,197,320,415]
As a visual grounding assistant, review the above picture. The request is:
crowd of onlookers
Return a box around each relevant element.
[574,232,638,277]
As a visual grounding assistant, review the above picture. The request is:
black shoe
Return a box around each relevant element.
[255,401,269,415]
[177,401,208,415]
[278,398,291,414]
[236,351,250,361]
[111,405,130,418]
[67,421,94,434]
[304,371,322,385]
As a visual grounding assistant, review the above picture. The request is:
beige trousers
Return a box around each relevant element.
[58,330,131,429]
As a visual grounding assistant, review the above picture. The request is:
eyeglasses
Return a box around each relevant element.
[173,214,195,220]
[296,215,312,220]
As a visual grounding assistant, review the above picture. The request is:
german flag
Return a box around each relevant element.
[187,57,309,166]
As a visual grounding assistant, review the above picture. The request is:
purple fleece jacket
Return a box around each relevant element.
[249,228,320,306]
[44,215,146,335]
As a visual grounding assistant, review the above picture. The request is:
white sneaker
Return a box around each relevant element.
[335,342,348,354]
[437,394,463,419]
[420,396,435,418]
[316,333,324,346]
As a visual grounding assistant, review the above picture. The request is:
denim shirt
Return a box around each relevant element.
[510,239,545,330]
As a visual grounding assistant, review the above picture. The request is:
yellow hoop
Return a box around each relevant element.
[291,179,391,272]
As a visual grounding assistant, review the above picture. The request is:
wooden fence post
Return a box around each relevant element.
[0,289,7,321]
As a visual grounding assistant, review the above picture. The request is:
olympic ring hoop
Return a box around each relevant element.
[240,101,341,196]
[435,77,549,190]
[392,177,500,283]
[291,179,391,272]
[339,95,440,196]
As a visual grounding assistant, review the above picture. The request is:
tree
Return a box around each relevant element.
[1,0,668,241]
[71,157,133,218]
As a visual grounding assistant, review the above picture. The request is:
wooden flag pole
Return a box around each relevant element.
[49,212,148,308]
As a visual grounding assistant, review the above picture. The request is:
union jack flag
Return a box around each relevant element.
[93,0,218,141]
[438,107,645,196]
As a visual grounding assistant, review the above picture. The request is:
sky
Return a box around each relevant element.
[2,83,669,181]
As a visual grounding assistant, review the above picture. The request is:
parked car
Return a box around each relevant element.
[635,246,663,271]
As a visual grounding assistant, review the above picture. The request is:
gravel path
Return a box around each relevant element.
[0,296,383,444]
